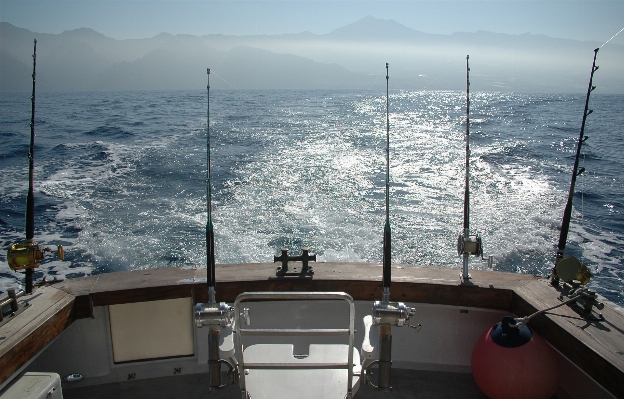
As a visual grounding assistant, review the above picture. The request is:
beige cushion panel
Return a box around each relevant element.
[109,297,194,363]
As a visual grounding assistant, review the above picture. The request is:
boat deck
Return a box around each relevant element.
[62,369,488,399]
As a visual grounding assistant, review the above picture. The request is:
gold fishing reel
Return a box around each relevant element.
[7,241,64,271]
[554,256,592,285]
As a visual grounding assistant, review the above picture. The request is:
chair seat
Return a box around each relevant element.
[243,344,361,399]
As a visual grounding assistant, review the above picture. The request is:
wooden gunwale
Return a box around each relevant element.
[0,286,75,388]
[1,262,623,398]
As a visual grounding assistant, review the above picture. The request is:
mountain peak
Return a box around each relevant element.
[326,15,424,40]
[60,27,112,41]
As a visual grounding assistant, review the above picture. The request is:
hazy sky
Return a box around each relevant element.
[1,0,623,45]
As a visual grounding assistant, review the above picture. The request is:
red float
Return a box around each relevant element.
[471,317,560,399]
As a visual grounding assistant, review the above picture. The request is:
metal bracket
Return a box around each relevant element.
[0,288,30,327]
[35,275,64,287]
[274,248,316,276]
[209,358,237,390]
[363,360,383,390]
[559,282,604,321]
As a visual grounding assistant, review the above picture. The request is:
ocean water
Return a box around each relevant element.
[0,89,623,307]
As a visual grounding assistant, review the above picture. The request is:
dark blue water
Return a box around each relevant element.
[1,89,622,307]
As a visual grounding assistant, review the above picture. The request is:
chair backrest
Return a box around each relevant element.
[233,291,356,398]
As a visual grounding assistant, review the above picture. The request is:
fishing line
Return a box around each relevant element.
[365,67,386,93]
[211,70,240,92]
[421,70,448,91]
[360,67,389,121]
[211,70,261,106]
[421,61,451,91]
[600,27,624,48]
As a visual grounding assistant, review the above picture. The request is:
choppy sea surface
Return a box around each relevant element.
[0,89,623,307]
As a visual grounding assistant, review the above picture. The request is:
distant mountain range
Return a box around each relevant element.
[1,17,623,93]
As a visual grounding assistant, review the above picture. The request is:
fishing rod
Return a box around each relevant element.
[551,48,599,285]
[382,62,391,301]
[457,55,483,283]
[194,68,236,390]
[463,55,470,233]
[7,39,64,294]
[363,63,417,392]
[24,39,38,293]
[206,68,216,304]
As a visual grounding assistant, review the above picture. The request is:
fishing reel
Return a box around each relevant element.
[194,301,234,328]
[554,256,592,285]
[7,241,64,271]
[552,257,602,320]
[372,300,417,327]
[457,232,483,257]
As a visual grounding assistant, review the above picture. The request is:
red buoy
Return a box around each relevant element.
[471,317,560,399]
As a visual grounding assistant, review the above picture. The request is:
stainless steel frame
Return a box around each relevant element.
[233,292,356,399]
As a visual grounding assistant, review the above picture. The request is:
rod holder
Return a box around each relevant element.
[207,330,236,390]
[364,301,418,391]
[194,297,236,390]
[377,325,392,392]
[0,289,27,323]
[559,282,604,320]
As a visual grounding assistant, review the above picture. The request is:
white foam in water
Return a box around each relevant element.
[0,90,622,306]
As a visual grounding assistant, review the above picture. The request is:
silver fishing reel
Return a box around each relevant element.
[457,232,483,257]
[372,300,416,327]
[194,302,234,328]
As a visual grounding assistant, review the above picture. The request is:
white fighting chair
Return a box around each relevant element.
[233,292,361,399]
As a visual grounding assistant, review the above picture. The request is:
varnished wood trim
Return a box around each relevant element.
[511,284,624,399]
[0,292,75,387]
